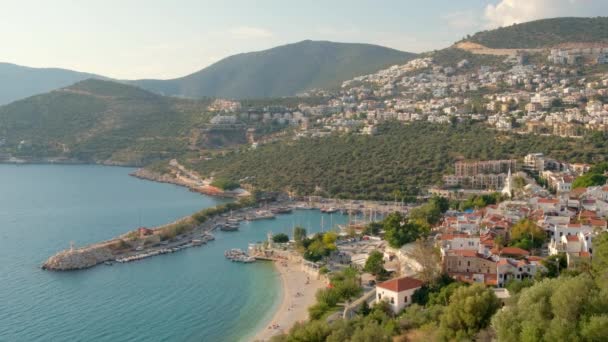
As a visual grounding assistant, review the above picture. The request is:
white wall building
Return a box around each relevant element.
[376,277,424,314]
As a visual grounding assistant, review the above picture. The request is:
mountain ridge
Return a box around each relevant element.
[0,79,213,165]
[0,62,107,105]
[132,40,416,99]
[464,17,608,49]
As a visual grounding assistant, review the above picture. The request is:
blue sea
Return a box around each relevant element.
[0,164,349,341]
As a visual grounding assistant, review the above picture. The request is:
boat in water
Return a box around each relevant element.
[245,210,276,221]
[321,207,338,214]
[220,223,239,232]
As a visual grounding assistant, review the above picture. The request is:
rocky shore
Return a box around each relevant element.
[131,167,244,198]
[42,243,115,271]
[130,168,184,186]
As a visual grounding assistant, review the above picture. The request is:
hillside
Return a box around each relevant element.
[0,79,213,165]
[184,122,608,200]
[0,62,106,105]
[465,17,608,49]
[134,40,416,99]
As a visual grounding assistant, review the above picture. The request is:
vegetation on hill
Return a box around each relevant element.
[493,274,608,341]
[0,62,106,105]
[509,219,545,250]
[573,162,608,188]
[210,178,240,190]
[382,212,430,248]
[425,48,506,69]
[134,40,416,99]
[274,231,608,341]
[0,79,213,165]
[186,121,608,200]
[465,17,608,49]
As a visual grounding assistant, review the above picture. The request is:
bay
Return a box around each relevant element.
[0,164,349,341]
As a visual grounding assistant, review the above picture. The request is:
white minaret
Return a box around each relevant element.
[502,168,512,198]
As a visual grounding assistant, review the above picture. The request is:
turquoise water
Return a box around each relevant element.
[0,164,350,342]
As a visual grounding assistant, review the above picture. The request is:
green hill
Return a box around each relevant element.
[134,40,416,99]
[0,62,107,105]
[465,17,608,49]
[0,79,212,165]
[184,122,608,200]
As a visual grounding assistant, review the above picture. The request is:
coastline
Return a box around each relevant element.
[250,258,325,342]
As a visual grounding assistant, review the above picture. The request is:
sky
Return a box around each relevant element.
[1,0,607,79]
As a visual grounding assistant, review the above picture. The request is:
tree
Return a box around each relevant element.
[294,226,307,243]
[350,322,392,342]
[383,212,428,248]
[359,301,371,316]
[364,250,386,275]
[363,222,382,236]
[404,238,442,283]
[322,231,338,246]
[592,232,608,280]
[573,173,607,189]
[428,282,467,307]
[510,218,545,250]
[274,320,331,342]
[272,233,289,243]
[505,278,534,294]
[513,176,526,189]
[492,275,608,342]
[439,284,500,339]
[210,178,240,190]
[542,253,567,278]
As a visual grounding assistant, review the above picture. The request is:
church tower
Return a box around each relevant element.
[502,168,512,198]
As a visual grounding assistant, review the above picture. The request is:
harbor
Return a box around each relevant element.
[42,196,404,271]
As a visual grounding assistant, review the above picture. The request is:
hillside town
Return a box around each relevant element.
[276,152,608,318]
[207,47,608,143]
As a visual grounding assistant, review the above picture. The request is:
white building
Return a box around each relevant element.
[376,277,424,314]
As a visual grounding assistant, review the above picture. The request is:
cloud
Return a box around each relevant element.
[483,0,592,28]
[227,26,274,39]
[442,10,479,30]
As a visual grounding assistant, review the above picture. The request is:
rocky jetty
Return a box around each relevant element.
[42,245,114,271]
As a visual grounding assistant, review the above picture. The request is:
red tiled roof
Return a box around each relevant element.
[494,247,530,257]
[440,233,469,240]
[538,198,559,204]
[579,210,598,218]
[566,235,579,242]
[377,277,424,292]
[497,259,511,266]
[589,219,607,227]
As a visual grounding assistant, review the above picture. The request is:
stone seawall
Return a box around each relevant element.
[42,244,115,271]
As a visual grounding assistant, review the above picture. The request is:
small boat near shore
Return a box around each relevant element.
[245,210,276,221]
[321,207,338,214]
[220,223,239,231]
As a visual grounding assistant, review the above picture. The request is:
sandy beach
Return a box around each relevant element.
[251,259,325,342]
